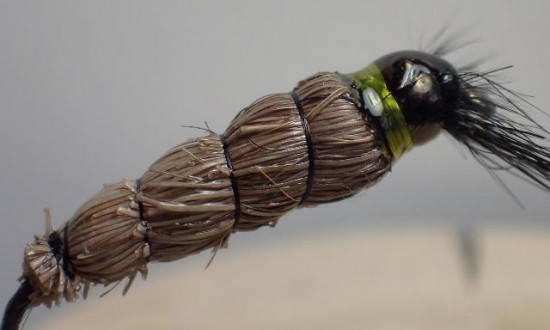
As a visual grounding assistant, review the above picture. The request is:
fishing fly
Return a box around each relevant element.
[2,47,549,329]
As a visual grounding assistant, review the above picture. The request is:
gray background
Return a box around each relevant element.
[1,0,549,327]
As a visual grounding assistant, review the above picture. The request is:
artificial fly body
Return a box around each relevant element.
[2,49,549,329]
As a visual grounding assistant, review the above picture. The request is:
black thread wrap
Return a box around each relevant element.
[291,90,315,205]
[135,179,151,260]
[220,134,241,226]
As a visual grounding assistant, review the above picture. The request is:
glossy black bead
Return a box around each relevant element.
[374,50,460,125]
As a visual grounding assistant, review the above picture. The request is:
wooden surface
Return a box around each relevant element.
[32,226,550,330]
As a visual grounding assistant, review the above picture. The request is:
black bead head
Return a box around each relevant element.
[374,51,461,127]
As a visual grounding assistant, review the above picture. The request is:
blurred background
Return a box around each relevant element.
[1,0,549,329]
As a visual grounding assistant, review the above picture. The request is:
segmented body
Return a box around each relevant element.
[6,50,549,330]
[23,72,390,307]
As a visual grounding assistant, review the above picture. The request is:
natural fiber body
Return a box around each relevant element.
[22,72,390,307]
[9,50,549,330]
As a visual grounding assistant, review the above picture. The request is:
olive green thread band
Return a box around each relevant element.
[351,64,413,159]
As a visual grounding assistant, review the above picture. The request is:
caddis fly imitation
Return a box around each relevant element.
[2,47,549,329]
